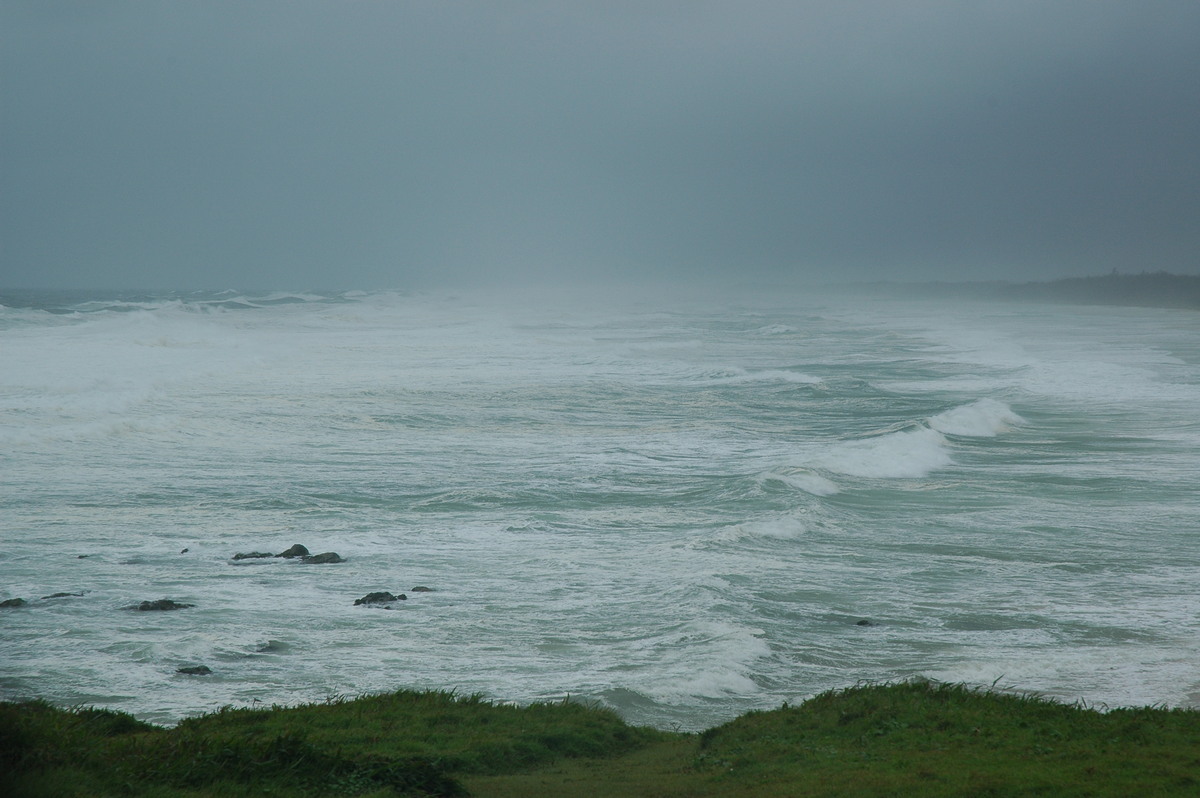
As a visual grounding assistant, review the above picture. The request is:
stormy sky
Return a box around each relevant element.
[3,1,1199,290]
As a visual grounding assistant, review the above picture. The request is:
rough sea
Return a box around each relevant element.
[2,286,1198,730]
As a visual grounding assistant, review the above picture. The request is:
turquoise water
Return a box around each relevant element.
[1,287,1198,729]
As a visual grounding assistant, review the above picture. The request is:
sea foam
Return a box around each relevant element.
[760,470,841,496]
[4,289,1199,731]
[811,399,1020,480]
[701,367,822,385]
[817,426,952,479]
[929,398,1023,437]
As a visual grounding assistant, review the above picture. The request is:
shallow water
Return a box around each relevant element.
[2,287,1198,729]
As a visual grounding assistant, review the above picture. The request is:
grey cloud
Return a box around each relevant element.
[3,1,1198,289]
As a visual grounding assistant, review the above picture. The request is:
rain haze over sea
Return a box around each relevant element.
[2,287,1198,729]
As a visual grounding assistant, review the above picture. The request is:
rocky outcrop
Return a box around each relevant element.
[41,592,84,600]
[0,597,27,608]
[410,586,435,592]
[177,665,213,675]
[354,591,407,606]
[125,599,194,611]
[301,552,344,564]
[231,545,344,563]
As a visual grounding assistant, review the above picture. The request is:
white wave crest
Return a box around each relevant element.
[818,426,951,478]
[929,398,1024,437]
[641,620,772,701]
[710,514,810,544]
[761,471,841,496]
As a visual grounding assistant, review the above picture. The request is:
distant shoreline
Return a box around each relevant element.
[850,271,1200,310]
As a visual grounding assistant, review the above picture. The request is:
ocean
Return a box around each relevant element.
[2,286,1198,730]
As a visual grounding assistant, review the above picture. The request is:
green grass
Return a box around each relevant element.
[691,680,1200,796]
[4,680,1200,797]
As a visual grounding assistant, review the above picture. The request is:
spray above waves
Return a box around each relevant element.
[0,289,376,323]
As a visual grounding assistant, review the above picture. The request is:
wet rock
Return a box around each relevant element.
[301,552,344,564]
[856,619,874,626]
[177,665,212,675]
[354,591,406,606]
[232,552,274,560]
[275,544,310,558]
[410,586,435,593]
[180,548,189,554]
[0,598,27,608]
[41,592,84,600]
[126,599,194,611]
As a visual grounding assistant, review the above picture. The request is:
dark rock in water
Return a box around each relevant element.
[232,551,274,560]
[41,592,84,600]
[180,548,189,554]
[275,544,310,558]
[1,598,27,608]
[301,552,344,564]
[77,554,90,559]
[126,599,194,611]
[177,665,212,675]
[410,586,435,593]
[856,619,874,626]
[354,591,406,605]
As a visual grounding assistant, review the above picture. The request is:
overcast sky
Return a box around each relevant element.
[3,1,1198,290]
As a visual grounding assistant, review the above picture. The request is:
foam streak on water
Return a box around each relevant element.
[1,288,1198,729]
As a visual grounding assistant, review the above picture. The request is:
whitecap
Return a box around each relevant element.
[929,398,1024,437]
[755,324,797,335]
[817,426,951,478]
[637,620,772,701]
[715,515,809,543]
[761,471,841,496]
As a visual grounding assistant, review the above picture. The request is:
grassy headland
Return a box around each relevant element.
[4,680,1199,797]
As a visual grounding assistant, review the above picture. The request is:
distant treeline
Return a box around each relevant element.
[864,271,1200,309]
[993,271,1200,309]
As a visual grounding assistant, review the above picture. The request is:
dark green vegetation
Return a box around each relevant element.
[4,681,1199,797]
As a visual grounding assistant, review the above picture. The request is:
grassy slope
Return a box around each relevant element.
[4,681,1200,797]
